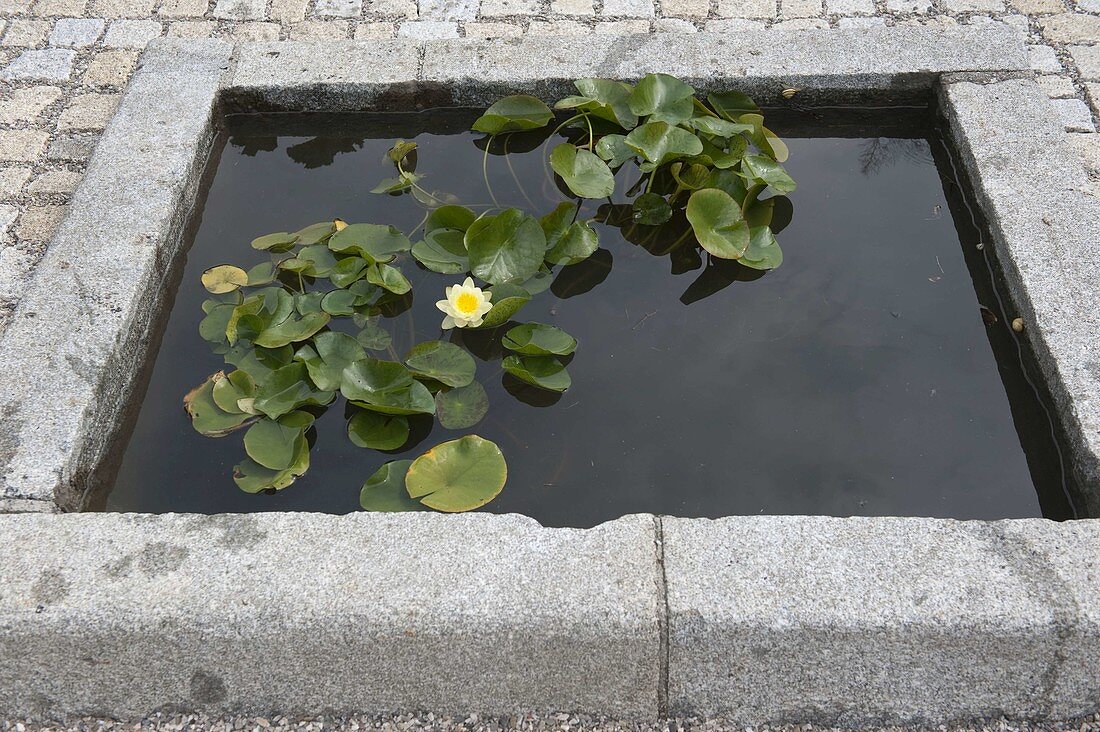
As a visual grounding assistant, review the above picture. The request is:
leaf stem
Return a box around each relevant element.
[503,133,538,210]
[483,135,502,209]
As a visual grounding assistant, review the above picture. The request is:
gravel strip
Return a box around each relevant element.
[2,713,1100,732]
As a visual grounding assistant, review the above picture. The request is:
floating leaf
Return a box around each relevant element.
[549,143,616,199]
[426,205,476,233]
[184,372,256,436]
[405,435,507,512]
[341,359,436,415]
[201,265,249,294]
[357,321,392,351]
[739,113,789,162]
[253,363,334,419]
[404,340,476,388]
[502,354,571,392]
[319,288,357,316]
[435,381,489,429]
[370,172,421,194]
[688,116,754,137]
[251,232,297,252]
[632,192,673,225]
[624,122,703,167]
[386,139,417,164]
[471,95,553,134]
[211,369,255,414]
[671,162,711,191]
[629,73,695,123]
[329,256,370,288]
[686,188,751,260]
[556,78,638,129]
[293,221,336,246]
[502,323,577,356]
[246,261,277,286]
[367,262,412,294]
[233,436,309,493]
[198,303,235,348]
[359,460,422,511]
[595,134,635,168]
[707,91,759,121]
[348,410,410,450]
[294,331,367,392]
[329,223,412,262]
[253,311,330,349]
[412,228,469,274]
[476,283,531,329]
[740,154,797,194]
[741,226,784,270]
[244,416,308,471]
[466,208,546,286]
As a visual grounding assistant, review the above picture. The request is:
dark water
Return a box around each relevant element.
[101,108,1079,525]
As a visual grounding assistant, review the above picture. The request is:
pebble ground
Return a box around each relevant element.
[2,713,1100,732]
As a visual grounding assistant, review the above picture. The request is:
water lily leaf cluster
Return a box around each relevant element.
[187,75,792,515]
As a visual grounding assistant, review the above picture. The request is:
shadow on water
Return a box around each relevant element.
[98,105,1081,525]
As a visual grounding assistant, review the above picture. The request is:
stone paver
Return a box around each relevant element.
[0,0,1098,339]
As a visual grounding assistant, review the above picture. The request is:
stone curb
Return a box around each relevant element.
[0,512,1097,724]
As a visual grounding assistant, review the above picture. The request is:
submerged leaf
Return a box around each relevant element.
[434,381,489,429]
[405,435,507,512]
[348,410,410,450]
[502,354,571,392]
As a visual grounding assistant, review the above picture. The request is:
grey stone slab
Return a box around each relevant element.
[940,78,1100,513]
[0,49,77,82]
[0,39,231,509]
[418,27,1029,106]
[662,515,1099,724]
[0,511,661,720]
[222,41,420,111]
[48,18,105,47]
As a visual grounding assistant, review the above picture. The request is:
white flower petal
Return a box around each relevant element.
[441,315,456,329]
[462,276,475,289]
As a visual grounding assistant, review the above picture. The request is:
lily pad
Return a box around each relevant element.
[426,205,477,233]
[465,208,546,286]
[412,228,469,275]
[549,143,616,199]
[740,154,797,194]
[184,372,256,436]
[476,283,531,329]
[348,410,410,450]
[502,323,577,356]
[502,354,571,392]
[359,460,423,511]
[707,91,759,121]
[595,133,635,168]
[244,416,309,471]
[201,265,249,294]
[211,369,255,414]
[366,262,412,294]
[434,381,489,429]
[251,231,297,252]
[632,192,673,225]
[341,358,436,415]
[329,256,370,288]
[404,340,476,388]
[628,73,695,124]
[294,331,367,391]
[541,202,599,266]
[233,435,309,493]
[624,122,703,167]
[740,225,784,270]
[357,321,392,351]
[471,95,553,134]
[253,311,330,349]
[405,435,507,512]
[329,223,412,261]
[685,188,751,260]
[253,363,335,419]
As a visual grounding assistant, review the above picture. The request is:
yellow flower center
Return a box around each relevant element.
[455,292,480,315]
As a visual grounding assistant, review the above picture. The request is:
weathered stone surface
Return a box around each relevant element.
[941,78,1100,510]
[0,49,76,82]
[663,515,1100,723]
[0,511,661,720]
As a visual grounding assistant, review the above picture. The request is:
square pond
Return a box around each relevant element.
[98,107,1079,527]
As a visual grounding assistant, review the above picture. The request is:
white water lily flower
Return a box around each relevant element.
[436,276,493,329]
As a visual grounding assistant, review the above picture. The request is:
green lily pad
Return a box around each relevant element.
[329,223,412,261]
[471,95,553,134]
[386,139,417,164]
[434,381,489,429]
[628,73,695,124]
[741,225,784,270]
[502,354,571,392]
[549,143,616,199]
[465,208,546,286]
[348,410,410,450]
[412,228,469,275]
[341,359,436,415]
[251,232,297,252]
[357,321,392,351]
[198,303,235,348]
[233,435,309,493]
[246,261,277,286]
[707,91,759,121]
[502,323,577,356]
[405,435,507,512]
[211,369,256,414]
[595,133,634,168]
[556,78,638,129]
[624,122,703,167]
[293,221,337,247]
[183,372,256,436]
[244,416,308,471]
[296,244,338,277]
[540,202,598,266]
[404,340,476,388]
[201,265,249,294]
[739,113,789,162]
[294,331,367,392]
[370,172,420,195]
[253,311,330,349]
[253,363,335,419]
[686,187,751,260]
[359,460,423,511]
[671,162,711,190]
[632,192,673,225]
[319,288,357,316]
[740,154,797,194]
[366,262,412,294]
[476,283,531,329]
[687,116,754,137]
[329,256,370,288]
[426,205,477,233]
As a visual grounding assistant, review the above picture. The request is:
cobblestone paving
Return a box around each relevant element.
[2,0,1100,331]
[2,713,1099,732]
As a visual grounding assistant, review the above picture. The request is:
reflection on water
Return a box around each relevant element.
[102,108,1077,526]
